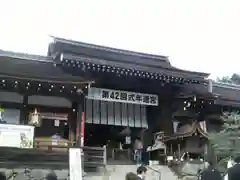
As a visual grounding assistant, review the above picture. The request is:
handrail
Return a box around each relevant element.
[181,171,226,179]
[146,166,161,180]
[83,146,106,151]
[0,145,107,168]
[146,165,161,174]
[83,145,107,167]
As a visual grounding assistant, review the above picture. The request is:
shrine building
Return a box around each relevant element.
[0,37,239,169]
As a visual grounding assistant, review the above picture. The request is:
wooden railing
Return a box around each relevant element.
[34,139,107,167]
[34,139,74,152]
[0,139,107,169]
[82,146,107,167]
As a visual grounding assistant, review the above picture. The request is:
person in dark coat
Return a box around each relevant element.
[227,156,240,180]
[200,161,221,180]
[0,172,6,180]
[125,172,138,180]
[136,166,147,180]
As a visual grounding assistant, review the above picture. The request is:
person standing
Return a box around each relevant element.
[200,161,221,180]
[0,172,6,180]
[227,156,240,180]
[134,137,143,166]
[125,172,138,180]
[224,157,234,180]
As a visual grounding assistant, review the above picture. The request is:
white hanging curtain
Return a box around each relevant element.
[141,105,148,128]
[85,99,148,128]
[199,121,207,132]
[224,158,234,180]
[173,121,179,133]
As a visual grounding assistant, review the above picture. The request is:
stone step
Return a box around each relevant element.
[83,165,178,180]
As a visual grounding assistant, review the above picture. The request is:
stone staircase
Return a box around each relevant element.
[84,165,178,180]
[0,165,177,180]
[148,165,178,180]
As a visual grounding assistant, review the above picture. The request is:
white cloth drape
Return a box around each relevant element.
[224,159,234,180]
[173,121,179,133]
[199,121,207,132]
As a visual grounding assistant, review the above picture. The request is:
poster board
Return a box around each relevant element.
[0,124,34,148]
[69,148,83,180]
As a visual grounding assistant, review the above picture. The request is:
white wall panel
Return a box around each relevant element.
[85,100,148,128]
[121,103,128,126]
[0,91,23,103]
[2,109,20,124]
[100,101,107,124]
[114,102,121,126]
[107,102,114,125]
[134,105,141,127]
[28,95,71,107]
[141,105,148,128]
[93,100,100,124]
[86,99,93,123]
[128,104,134,127]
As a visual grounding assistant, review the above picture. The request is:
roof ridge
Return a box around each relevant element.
[163,121,208,141]
[214,82,240,90]
[196,123,208,138]
[171,65,210,77]
[51,36,170,61]
[0,49,51,62]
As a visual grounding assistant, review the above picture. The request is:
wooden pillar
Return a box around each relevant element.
[208,79,213,93]
[178,143,181,160]
[68,102,78,145]
[148,100,174,135]
[20,95,28,125]
[76,94,85,147]
[170,144,173,155]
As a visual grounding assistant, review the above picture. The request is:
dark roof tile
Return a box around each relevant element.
[0,49,50,62]
[0,50,88,84]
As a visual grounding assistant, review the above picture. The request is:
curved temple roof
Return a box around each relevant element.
[213,82,240,106]
[2,38,240,107]
[163,121,208,141]
[179,81,240,108]
[0,50,93,85]
[49,37,210,83]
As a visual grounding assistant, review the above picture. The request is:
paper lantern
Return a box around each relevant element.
[29,109,41,127]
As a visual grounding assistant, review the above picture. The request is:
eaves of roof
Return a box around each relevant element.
[163,121,208,142]
[213,82,240,106]
[213,82,240,90]
[51,36,169,61]
[51,37,210,79]
[0,49,51,62]
[61,53,208,82]
[0,50,91,84]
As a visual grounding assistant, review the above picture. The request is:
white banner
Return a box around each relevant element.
[0,124,34,148]
[69,148,83,180]
[87,87,158,106]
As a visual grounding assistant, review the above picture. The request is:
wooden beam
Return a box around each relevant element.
[68,102,78,143]
[20,95,28,125]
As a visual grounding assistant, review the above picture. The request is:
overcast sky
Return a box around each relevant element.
[0,0,239,79]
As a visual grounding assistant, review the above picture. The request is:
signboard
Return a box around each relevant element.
[69,148,83,180]
[0,124,34,148]
[87,87,158,106]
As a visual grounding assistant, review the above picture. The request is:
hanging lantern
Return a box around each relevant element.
[193,96,197,102]
[29,109,41,127]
